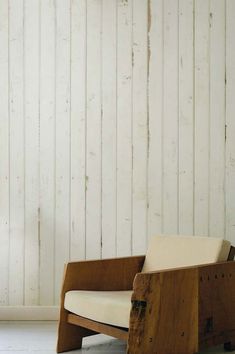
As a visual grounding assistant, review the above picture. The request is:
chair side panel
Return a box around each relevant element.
[199,261,235,349]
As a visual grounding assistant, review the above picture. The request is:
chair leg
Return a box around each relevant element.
[224,341,235,352]
[57,321,83,353]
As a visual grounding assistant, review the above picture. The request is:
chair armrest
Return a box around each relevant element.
[129,265,199,354]
[61,255,145,297]
[128,261,235,354]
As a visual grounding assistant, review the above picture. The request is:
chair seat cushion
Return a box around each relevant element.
[64,290,132,328]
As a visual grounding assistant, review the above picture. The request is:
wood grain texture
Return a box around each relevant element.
[68,314,128,341]
[57,255,144,353]
[198,261,235,350]
[128,267,198,354]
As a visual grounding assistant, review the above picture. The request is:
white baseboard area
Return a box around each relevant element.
[0,306,59,321]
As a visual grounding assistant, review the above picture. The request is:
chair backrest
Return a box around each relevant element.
[142,235,231,273]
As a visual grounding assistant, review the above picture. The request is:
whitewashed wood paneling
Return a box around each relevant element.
[24,0,40,306]
[116,0,133,256]
[9,0,25,306]
[86,0,102,260]
[0,0,235,308]
[54,0,71,304]
[226,0,235,242]
[162,0,179,234]
[194,0,210,236]
[178,0,194,235]
[209,0,226,237]
[0,0,9,306]
[101,0,117,258]
[70,0,87,261]
[147,0,163,239]
[39,0,56,306]
[132,0,148,255]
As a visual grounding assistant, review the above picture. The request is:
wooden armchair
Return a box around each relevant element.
[57,235,235,354]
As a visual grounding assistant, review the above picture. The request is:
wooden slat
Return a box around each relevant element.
[178,0,194,234]
[24,0,40,306]
[86,0,102,260]
[209,0,226,237]
[0,0,9,306]
[67,314,128,341]
[55,0,71,304]
[147,0,163,239]
[39,0,56,306]
[9,0,25,306]
[162,0,179,234]
[226,0,235,243]
[132,0,148,255]
[101,0,117,258]
[116,0,133,256]
[70,0,86,260]
[194,0,210,236]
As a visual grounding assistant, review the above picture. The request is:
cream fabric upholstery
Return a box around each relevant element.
[65,235,231,328]
[64,290,132,328]
[142,235,231,272]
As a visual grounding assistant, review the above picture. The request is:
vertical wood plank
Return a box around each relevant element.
[162,0,179,234]
[0,0,9,306]
[39,0,55,305]
[9,0,25,305]
[132,0,148,254]
[194,0,210,236]
[101,0,117,258]
[178,0,194,235]
[24,0,40,305]
[70,0,86,261]
[116,0,133,256]
[148,0,163,239]
[86,0,102,259]
[209,0,225,237]
[226,0,235,243]
[55,0,71,303]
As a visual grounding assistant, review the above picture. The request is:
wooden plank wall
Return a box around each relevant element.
[0,0,234,307]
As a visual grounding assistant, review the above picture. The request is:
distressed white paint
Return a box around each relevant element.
[24,0,40,306]
[194,0,210,236]
[116,0,133,257]
[101,0,117,258]
[0,0,9,306]
[178,0,194,235]
[0,0,235,310]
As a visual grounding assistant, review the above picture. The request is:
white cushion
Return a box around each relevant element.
[142,235,231,272]
[64,290,132,328]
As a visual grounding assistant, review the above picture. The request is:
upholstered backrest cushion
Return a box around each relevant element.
[142,235,231,273]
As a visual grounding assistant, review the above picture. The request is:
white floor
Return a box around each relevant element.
[0,321,231,354]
